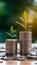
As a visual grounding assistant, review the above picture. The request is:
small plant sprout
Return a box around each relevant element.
[5,26,17,38]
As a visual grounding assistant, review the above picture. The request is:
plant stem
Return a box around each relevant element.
[25,20,27,31]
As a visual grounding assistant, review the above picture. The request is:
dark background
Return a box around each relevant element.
[0,0,37,43]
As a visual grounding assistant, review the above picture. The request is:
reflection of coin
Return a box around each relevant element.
[17,56,27,61]
[0,60,3,63]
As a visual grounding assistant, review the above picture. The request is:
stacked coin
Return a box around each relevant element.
[6,39,17,56]
[19,31,32,56]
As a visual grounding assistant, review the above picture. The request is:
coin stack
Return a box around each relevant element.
[6,39,17,56]
[19,31,32,56]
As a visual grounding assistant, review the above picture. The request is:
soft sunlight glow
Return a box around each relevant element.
[34,0,37,3]
[28,9,34,23]
[34,12,37,18]
[33,0,37,5]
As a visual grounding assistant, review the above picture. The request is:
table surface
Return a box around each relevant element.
[0,59,37,65]
[0,43,37,65]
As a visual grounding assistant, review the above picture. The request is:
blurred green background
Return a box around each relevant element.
[0,0,37,43]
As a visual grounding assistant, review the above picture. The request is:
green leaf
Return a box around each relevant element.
[20,17,25,22]
[12,35,16,38]
[5,32,16,38]
[10,26,13,33]
[5,32,12,38]
[12,30,16,33]
[16,21,25,29]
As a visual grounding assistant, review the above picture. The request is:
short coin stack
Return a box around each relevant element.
[6,39,17,57]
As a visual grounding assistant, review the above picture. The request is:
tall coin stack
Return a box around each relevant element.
[19,31,32,56]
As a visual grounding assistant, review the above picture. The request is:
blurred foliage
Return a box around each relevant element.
[0,0,34,31]
[0,0,37,42]
[34,40,37,43]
